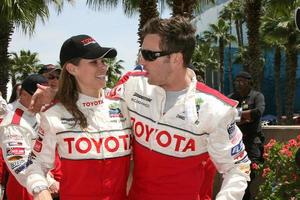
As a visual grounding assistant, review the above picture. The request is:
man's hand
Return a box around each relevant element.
[29,84,56,112]
[241,110,252,123]
[33,190,52,200]
[49,180,60,198]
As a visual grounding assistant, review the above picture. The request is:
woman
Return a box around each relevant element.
[26,35,132,200]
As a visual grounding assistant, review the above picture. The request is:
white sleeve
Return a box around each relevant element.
[207,106,251,200]
[109,71,136,102]
[0,125,34,187]
[26,113,57,194]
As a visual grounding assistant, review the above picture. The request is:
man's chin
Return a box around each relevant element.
[147,78,158,86]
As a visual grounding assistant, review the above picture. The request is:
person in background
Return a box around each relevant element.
[8,83,22,105]
[38,64,61,91]
[0,74,60,200]
[133,64,143,71]
[38,64,62,200]
[0,91,8,200]
[111,16,250,200]
[26,35,132,200]
[0,83,21,200]
[8,81,61,200]
[228,71,265,200]
[0,92,8,116]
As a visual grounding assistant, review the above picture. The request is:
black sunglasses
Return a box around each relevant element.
[140,49,174,61]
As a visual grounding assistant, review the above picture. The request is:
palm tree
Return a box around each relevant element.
[192,37,218,82]
[0,0,64,99]
[136,0,214,45]
[274,46,282,124]
[220,0,247,91]
[137,0,159,46]
[244,0,263,90]
[260,0,300,124]
[8,50,40,88]
[168,0,214,19]
[87,0,158,47]
[202,18,236,92]
[260,11,285,124]
[220,0,245,48]
[105,58,125,88]
[87,0,216,49]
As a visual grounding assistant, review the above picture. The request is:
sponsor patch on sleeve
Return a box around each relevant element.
[38,127,45,136]
[6,147,25,157]
[235,155,250,164]
[231,140,244,156]
[10,159,26,169]
[239,163,251,175]
[227,122,237,140]
[33,140,43,153]
[7,142,23,147]
[14,158,33,174]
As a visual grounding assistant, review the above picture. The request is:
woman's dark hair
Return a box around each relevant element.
[56,58,88,129]
[9,83,21,103]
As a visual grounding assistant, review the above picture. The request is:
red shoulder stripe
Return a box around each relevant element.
[11,108,24,125]
[115,71,146,87]
[0,118,3,124]
[108,71,146,99]
[196,82,238,107]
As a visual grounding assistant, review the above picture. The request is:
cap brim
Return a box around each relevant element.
[296,8,300,30]
[82,46,117,60]
[38,68,56,74]
[45,67,61,74]
[99,48,117,58]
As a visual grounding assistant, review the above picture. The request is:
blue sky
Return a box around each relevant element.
[9,1,142,72]
[8,1,228,72]
[7,1,229,97]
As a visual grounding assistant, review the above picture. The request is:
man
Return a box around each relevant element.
[0,74,60,200]
[228,71,265,200]
[38,64,61,91]
[111,16,250,200]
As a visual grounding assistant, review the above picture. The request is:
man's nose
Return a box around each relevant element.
[138,55,147,66]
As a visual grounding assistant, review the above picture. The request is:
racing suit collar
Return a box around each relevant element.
[77,92,105,108]
[17,100,35,117]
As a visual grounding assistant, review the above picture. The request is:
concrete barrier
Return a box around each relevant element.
[263,125,300,142]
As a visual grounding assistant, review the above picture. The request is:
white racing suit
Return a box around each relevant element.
[0,100,59,200]
[26,93,132,200]
[110,71,251,200]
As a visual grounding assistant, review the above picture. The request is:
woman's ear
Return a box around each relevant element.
[65,63,76,76]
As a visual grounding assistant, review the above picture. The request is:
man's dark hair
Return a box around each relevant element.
[141,16,196,67]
